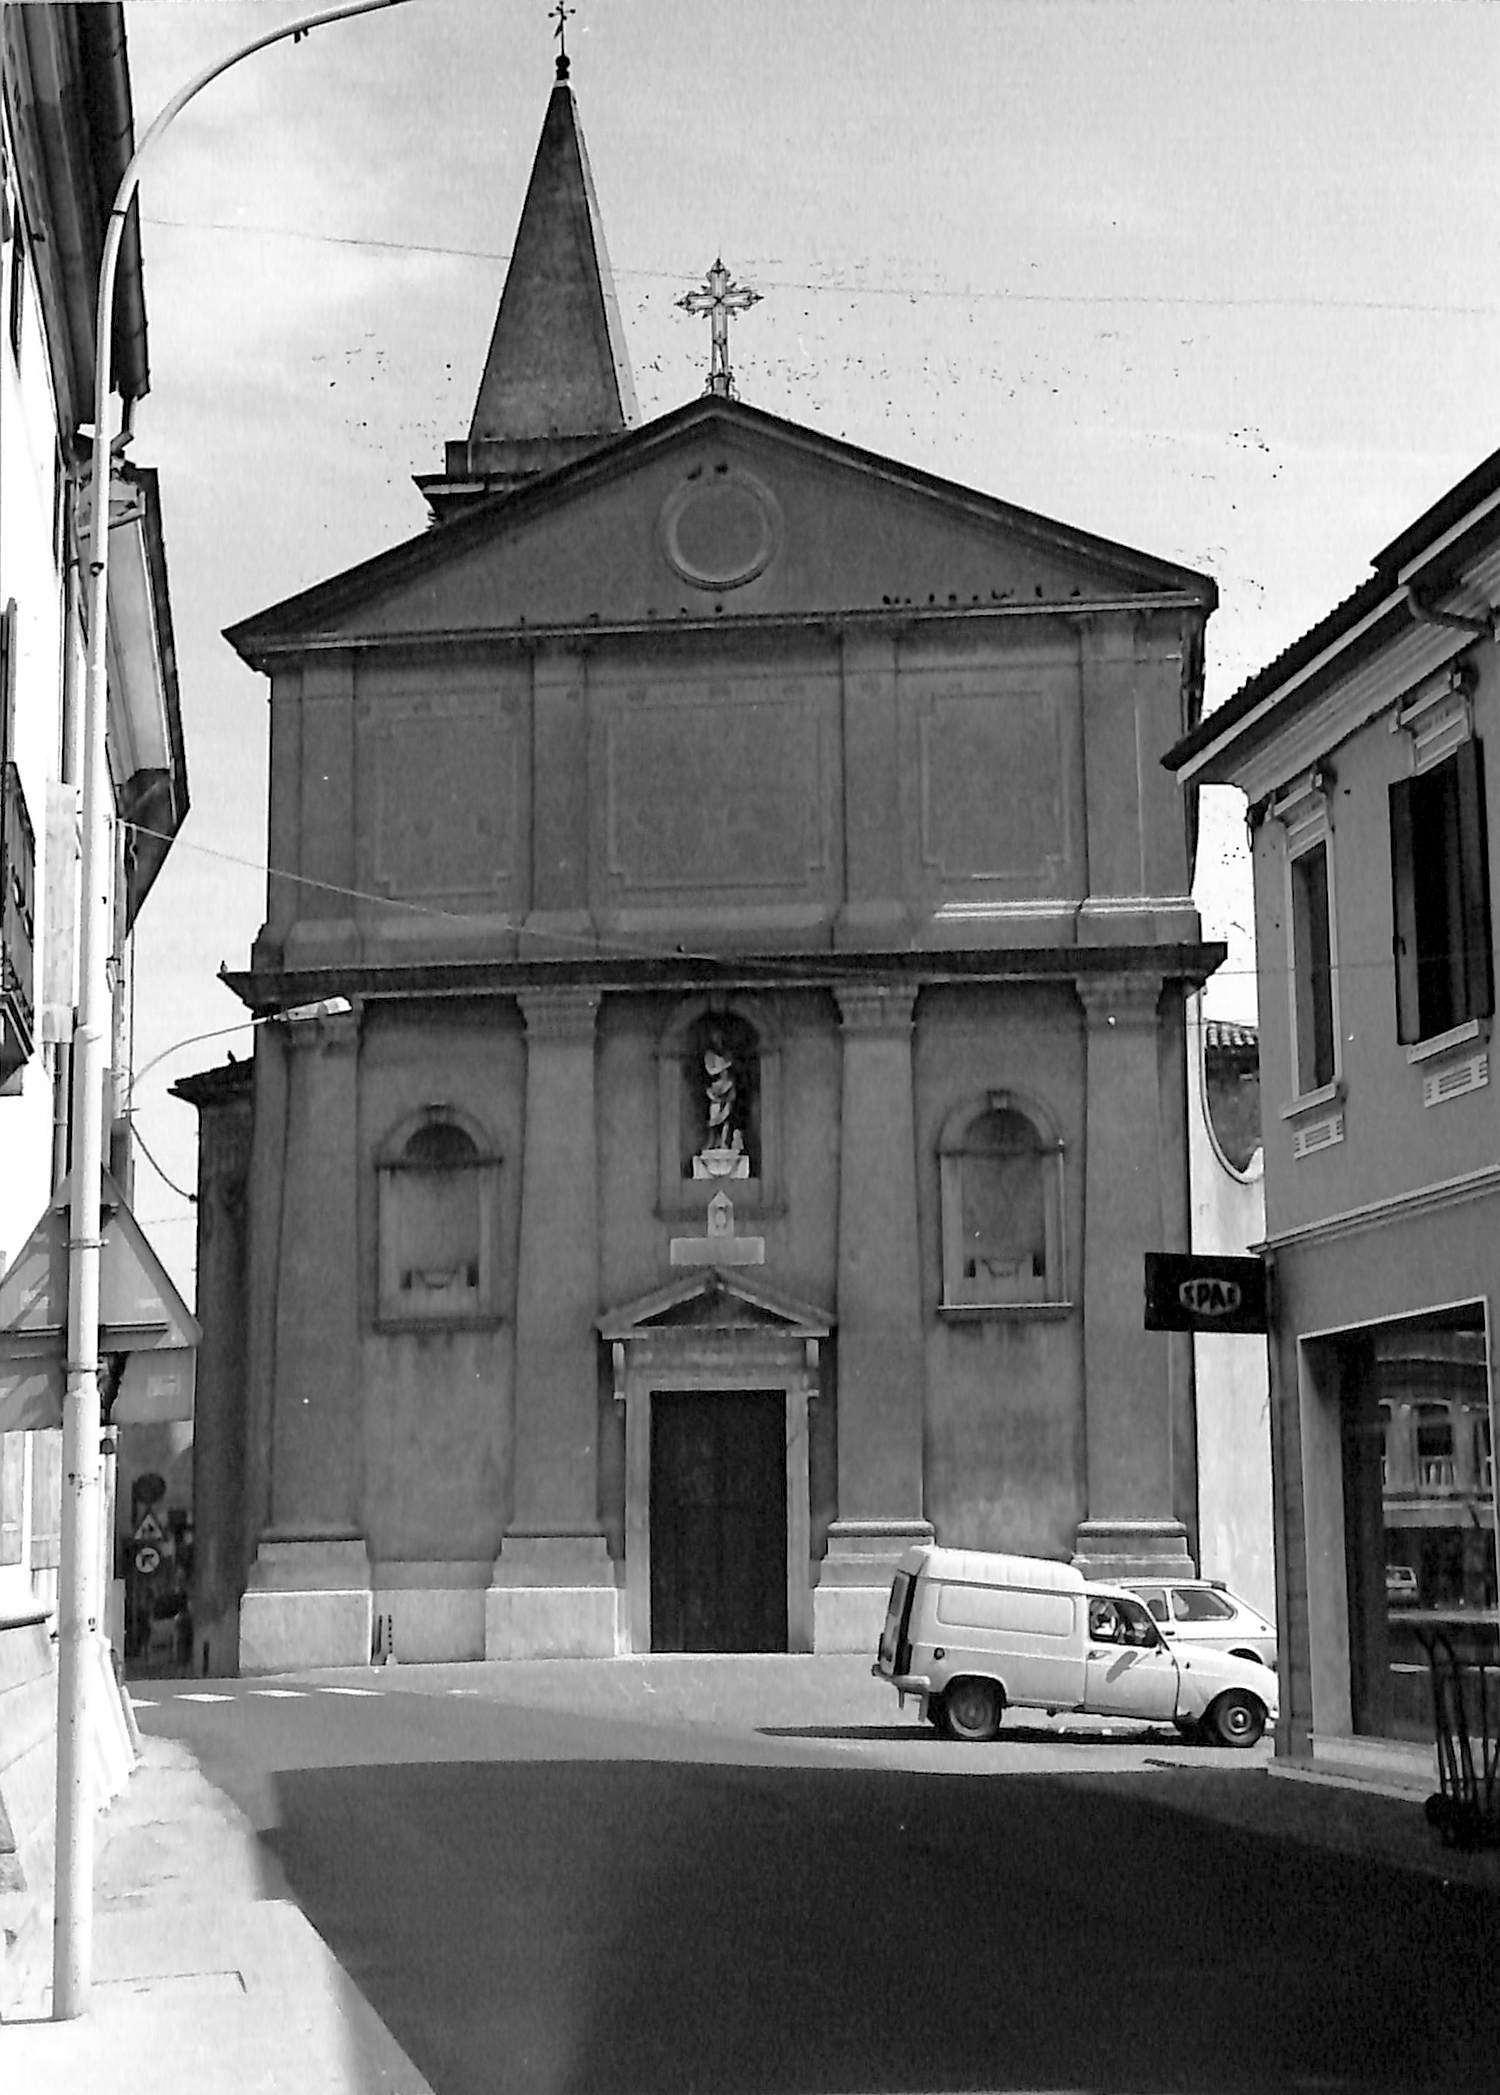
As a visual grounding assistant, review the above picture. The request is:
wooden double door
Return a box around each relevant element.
[649,1389,788,1652]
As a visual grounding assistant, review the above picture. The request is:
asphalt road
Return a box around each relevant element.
[134,1667,1500,2095]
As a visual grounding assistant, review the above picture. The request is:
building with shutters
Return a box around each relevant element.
[185,53,1223,1672]
[1166,446,1500,1766]
[0,4,188,1624]
[0,3,188,1999]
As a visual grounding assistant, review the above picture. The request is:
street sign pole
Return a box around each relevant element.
[50,0,409,2019]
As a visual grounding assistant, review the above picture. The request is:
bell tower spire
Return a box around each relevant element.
[419,23,638,521]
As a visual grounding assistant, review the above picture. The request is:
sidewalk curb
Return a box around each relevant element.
[0,1729,438,2095]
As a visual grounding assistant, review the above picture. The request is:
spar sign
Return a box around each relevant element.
[1143,1253,1267,1335]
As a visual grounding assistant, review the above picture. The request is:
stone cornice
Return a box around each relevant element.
[223,941,1226,1013]
[234,594,1209,671]
[1262,1160,1500,1257]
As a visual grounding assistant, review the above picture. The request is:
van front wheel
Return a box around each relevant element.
[938,1678,1004,1743]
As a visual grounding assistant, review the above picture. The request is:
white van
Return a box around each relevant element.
[874,1545,1277,1748]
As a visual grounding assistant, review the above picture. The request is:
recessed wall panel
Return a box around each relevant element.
[601,674,833,903]
[365,690,521,904]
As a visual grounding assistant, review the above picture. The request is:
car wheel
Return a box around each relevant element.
[938,1678,1004,1743]
[1205,1690,1266,1749]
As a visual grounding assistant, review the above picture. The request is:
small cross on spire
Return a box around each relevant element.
[676,258,761,400]
[551,0,574,78]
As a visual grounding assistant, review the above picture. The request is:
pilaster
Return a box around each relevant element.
[819,981,932,1649]
[487,986,617,1656]
[241,1000,373,1672]
[1074,972,1191,1578]
[1080,617,1144,902]
[836,631,909,946]
[285,653,359,965]
[267,999,362,1532]
[524,650,594,956]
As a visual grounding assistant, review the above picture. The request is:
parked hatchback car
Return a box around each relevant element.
[1122,1579,1277,1668]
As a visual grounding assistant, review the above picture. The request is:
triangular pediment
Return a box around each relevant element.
[226,398,1214,668]
[597,1267,832,1341]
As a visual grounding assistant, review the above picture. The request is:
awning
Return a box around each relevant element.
[0,1169,200,1431]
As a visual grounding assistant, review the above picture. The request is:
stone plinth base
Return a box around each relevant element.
[813,1518,932,1653]
[485,1534,621,1659]
[240,1536,373,1675]
[1071,1518,1194,1583]
[371,1561,489,1664]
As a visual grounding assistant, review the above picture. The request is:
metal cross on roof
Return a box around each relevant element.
[676,257,761,399]
[551,0,574,77]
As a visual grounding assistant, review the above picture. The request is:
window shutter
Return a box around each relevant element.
[29,1427,60,1570]
[1389,775,1420,1043]
[1456,737,1494,1022]
[0,598,14,771]
[0,1434,22,1566]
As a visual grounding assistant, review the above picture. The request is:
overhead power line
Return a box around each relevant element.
[138,213,1500,320]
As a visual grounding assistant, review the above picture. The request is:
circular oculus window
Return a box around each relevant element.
[659,468,781,590]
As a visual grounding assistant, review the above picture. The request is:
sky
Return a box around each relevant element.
[119,0,1500,1293]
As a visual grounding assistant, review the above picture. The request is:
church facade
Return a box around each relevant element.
[188,60,1223,1672]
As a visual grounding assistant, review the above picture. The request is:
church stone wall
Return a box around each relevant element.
[915,981,1087,1554]
[259,607,1191,981]
[354,1003,524,1571]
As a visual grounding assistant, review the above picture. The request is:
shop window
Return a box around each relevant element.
[939,1094,1065,1311]
[1390,739,1493,1046]
[376,1111,501,1327]
[657,998,780,1213]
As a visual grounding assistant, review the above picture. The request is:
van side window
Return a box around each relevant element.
[1088,1599,1122,1642]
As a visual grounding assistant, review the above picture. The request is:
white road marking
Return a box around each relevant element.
[174,1691,235,1703]
[248,1687,308,1698]
[319,1685,381,1696]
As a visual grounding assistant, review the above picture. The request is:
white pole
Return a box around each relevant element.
[52,0,410,2019]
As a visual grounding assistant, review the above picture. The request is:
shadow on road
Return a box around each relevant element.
[758,1721,1190,1747]
[263,1754,1500,2095]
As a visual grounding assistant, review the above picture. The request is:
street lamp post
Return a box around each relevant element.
[55,1,407,2019]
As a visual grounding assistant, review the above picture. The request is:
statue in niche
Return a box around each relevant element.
[693,1025,750,1178]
